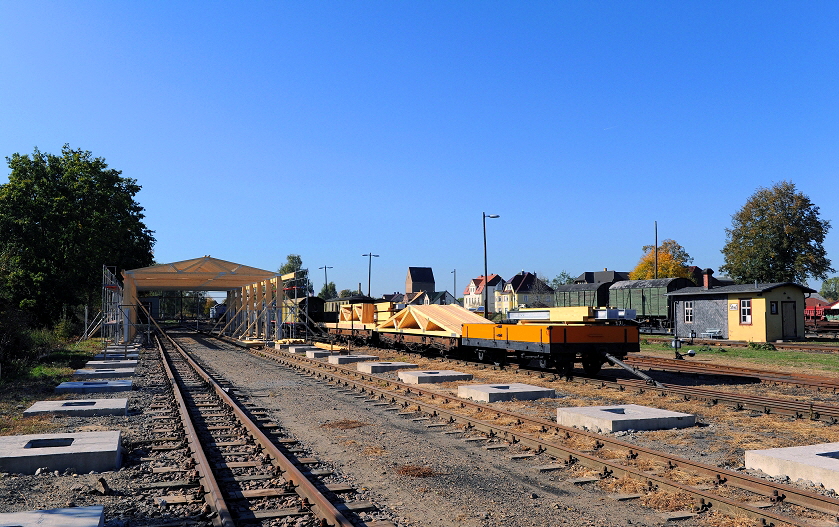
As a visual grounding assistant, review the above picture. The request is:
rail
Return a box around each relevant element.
[252,346,839,526]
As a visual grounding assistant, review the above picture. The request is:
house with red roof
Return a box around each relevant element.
[463,274,505,313]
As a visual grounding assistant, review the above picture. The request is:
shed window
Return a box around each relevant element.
[740,299,752,325]
[684,301,694,323]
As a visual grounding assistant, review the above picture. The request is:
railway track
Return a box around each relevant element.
[238,342,839,527]
[625,355,839,391]
[152,330,358,527]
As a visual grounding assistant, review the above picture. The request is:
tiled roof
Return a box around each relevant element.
[467,274,502,295]
[666,282,816,296]
[407,267,435,283]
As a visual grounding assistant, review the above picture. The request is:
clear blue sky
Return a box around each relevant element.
[1,2,837,297]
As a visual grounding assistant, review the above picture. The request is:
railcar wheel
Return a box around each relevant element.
[537,358,553,370]
[582,354,603,376]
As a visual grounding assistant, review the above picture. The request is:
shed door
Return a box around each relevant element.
[781,301,797,339]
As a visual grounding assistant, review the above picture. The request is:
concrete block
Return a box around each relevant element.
[356,362,418,373]
[398,370,473,384]
[24,399,128,417]
[746,442,839,492]
[288,346,319,355]
[93,353,138,360]
[0,431,122,474]
[556,404,695,433]
[72,368,135,379]
[328,354,379,364]
[84,360,138,368]
[457,383,555,402]
[0,506,104,527]
[55,380,133,394]
[306,350,332,358]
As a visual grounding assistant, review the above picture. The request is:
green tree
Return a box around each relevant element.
[0,146,155,325]
[338,289,357,298]
[630,239,694,280]
[820,277,839,302]
[549,271,575,289]
[278,254,303,275]
[277,254,313,296]
[720,181,833,284]
[318,282,338,300]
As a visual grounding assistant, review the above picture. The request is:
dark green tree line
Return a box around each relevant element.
[0,145,155,326]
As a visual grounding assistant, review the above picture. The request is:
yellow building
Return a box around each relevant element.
[494,271,555,315]
[667,282,815,342]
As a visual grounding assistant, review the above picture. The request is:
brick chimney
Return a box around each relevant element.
[703,268,714,290]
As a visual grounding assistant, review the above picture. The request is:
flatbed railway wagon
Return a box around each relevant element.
[461,322,639,375]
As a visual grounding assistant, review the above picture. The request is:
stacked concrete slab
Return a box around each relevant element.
[328,354,379,365]
[746,442,839,492]
[24,399,129,417]
[0,431,122,474]
[72,368,135,379]
[398,370,473,384]
[557,404,695,433]
[357,362,418,373]
[0,506,104,527]
[306,349,333,358]
[56,380,133,394]
[458,383,555,403]
[84,360,138,368]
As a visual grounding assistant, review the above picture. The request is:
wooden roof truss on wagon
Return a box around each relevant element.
[376,304,491,337]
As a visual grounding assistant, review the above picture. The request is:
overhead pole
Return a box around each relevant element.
[318,265,333,295]
[482,212,500,318]
[654,220,659,280]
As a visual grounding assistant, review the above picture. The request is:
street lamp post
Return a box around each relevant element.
[362,253,379,297]
[451,269,456,306]
[482,212,500,318]
[318,265,333,295]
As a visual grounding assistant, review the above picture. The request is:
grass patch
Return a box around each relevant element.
[639,341,839,373]
[0,339,100,436]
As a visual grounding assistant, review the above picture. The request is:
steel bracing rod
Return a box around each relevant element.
[602,352,664,388]
[215,303,247,337]
[161,331,355,527]
[268,351,839,524]
[153,334,234,527]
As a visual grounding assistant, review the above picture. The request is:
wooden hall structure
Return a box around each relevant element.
[121,256,278,341]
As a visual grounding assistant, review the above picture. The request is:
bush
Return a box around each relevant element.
[747,341,777,351]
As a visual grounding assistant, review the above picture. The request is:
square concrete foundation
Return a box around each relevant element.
[746,442,839,492]
[55,380,133,394]
[73,368,135,379]
[557,404,695,433]
[457,383,555,402]
[24,399,128,417]
[288,346,319,355]
[0,506,104,527]
[357,362,418,373]
[93,352,138,360]
[398,370,473,384]
[0,431,122,474]
[328,354,379,364]
[306,350,333,358]
[84,360,138,368]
